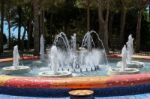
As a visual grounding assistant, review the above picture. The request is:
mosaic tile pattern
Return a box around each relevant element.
[0,74,149,89]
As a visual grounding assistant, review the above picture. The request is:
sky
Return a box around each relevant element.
[3,21,26,39]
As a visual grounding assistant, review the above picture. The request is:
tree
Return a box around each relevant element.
[32,0,40,55]
[10,0,32,50]
[8,0,31,50]
[0,0,5,53]
[31,0,65,55]
[76,0,95,31]
[135,0,149,52]
[5,0,13,49]
[86,0,90,31]
[17,6,22,49]
[18,2,33,50]
[119,0,134,46]
[96,0,112,53]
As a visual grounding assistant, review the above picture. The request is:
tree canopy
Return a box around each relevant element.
[0,0,150,54]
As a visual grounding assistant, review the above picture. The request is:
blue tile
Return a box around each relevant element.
[0,93,150,99]
[95,93,150,99]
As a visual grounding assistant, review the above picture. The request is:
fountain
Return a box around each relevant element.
[53,32,73,71]
[40,34,45,61]
[70,33,78,69]
[78,30,109,71]
[38,31,108,76]
[38,45,72,77]
[82,31,108,64]
[38,32,72,77]
[117,34,144,68]
[0,31,150,98]
[71,33,77,52]
[2,45,30,74]
[108,45,140,75]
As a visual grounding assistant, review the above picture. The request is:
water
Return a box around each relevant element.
[126,34,134,63]
[70,33,77,68]
[79,30,108,70]
[81,30,108,65]
[49,46,59,74]
[52,32,72,72]
[40,35,45,61]
[13,45,20,67]
[80,58,150,76]
[121,45,127,71]
[54,32,70,51]
[70,33,76,52]
[1,58,150,77]
[49,31,109,73]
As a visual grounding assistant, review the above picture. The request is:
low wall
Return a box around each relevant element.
[0,55,149,96]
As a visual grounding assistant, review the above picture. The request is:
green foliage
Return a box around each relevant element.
[0,0,150,51]
[75,0,97,9]
[141,11,150,51]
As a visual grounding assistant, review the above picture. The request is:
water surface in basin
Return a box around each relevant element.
[0,58,150,77]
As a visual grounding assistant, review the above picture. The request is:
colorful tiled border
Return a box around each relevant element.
[0,74,148,89]
[0,55,149,89]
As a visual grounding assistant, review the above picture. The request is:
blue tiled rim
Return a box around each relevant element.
[0,84,149,97]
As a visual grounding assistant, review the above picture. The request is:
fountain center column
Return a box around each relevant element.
[50,46,59,74]
[126,34,134,63]
[13,45,20,67]
[40,35,45,61]
[121,45,127,71]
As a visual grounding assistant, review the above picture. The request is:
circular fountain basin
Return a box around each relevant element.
[117,61,144,68]
[2,66,31,74]
[108,67,140,75]
[38,71,72,77]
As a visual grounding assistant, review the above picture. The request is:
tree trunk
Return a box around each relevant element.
[103,23,109,53]
[22,28,27,40]
[136,10,142,52]
[7,2,12,49]
[108,13,114,49]
[39,11,43,36]
[27,22,30,49]
[21,27,27,50]
[87,0,90,31]
[17,6,22,49]
[33,0,40,55]
[41,11,46,52]
[39,13,41,36]
[148,4,150,21]
[50,13,53,44]
[0,0,4,53]
[42,11,45,36]
[120,9,127,46]
[8,11,11,49]
[98,4,109,53]
[27,4,33,50]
